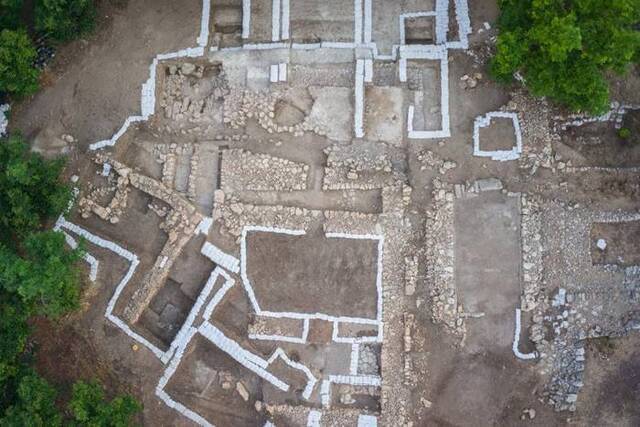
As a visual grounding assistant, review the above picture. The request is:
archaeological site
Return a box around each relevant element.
[2,0,640,426]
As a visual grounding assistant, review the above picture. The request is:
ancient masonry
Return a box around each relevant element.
[88,0,472,152]
[49,0,640,422]
[74,0,466,424]
[59,0,636,424]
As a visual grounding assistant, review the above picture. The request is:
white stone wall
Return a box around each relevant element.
[473,111,523,161]
[0,104,9,137]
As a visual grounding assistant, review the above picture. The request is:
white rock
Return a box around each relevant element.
[214,189,225,204]
[236,381,249,401]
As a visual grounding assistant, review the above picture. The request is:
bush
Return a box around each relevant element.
[618,127,632,140]
[35,0,96,42]
[0,29,40,98]
[69,381,141,426]
[491,0,640,114]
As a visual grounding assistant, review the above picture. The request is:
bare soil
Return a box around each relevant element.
[559,119,640,167]
[576,334,640,426]
[591,221,640,267]
[245,229,379,319]
[478,116,518,151]
[10,0,201,154]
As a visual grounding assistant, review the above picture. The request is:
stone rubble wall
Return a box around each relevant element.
[78,165,130,224]
[508,91,560,174]
[159,62,229,128]
[154,143,203,204]
[323,210,379,235]
[424,178,463,335]
[323,144,402,191]
[247,316,305,340]
[221,148,308,192]
[416,149,457,175]
[222,88,328,137]
[555,102,640,131]
[520,194,544,311]
[377,187,412,426]
[213,196,319,238]
[526,202,640,412]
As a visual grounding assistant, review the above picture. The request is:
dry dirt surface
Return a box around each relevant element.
[10,0,201,155]
[10,0,640,426]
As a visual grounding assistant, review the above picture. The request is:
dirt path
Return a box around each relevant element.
[10,0,201,154]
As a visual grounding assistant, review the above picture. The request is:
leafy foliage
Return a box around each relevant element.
[0,134,71,239]
[0,29,40,98]
[35,0,96,42]
[491,0,640,114]
[0,0,24,31]
[69,381,141,427]
[0,372,62,427]
[0,294,29,388]
[0,231,83,318]
[0,135,79,318]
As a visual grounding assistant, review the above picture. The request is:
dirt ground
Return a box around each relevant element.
[245,229,380,319]
[590,221,640,266]
[10,0,201,154]
[576,333,640,427]
[455,191,521,351]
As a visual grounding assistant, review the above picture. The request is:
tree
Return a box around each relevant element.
[68,381,141,427]
[491,0,640,114]
[0,0,24,31]
[0,231,83,318]
[0,134,71,239]
[0,372,62,427]
[0,29,40,98]
[35,0,96,42]
[0,294,29,389]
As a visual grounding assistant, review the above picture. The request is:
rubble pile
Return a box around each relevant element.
[160,62,229,126]
[323,143,404,190]
[222,88,328,137]
[221,149,309,192]
[424,178,464,335]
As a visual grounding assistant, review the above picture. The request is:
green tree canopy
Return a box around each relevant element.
[0,293,29,388]
[69,381,141,427]
[0,134,71,240]
[35,0,96,42]
[0,134,81,319]
[0,372,62,427]
[491,0,640,114]
[0,231,83,318]
[0,0,24,31]
[0,29,40,98]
